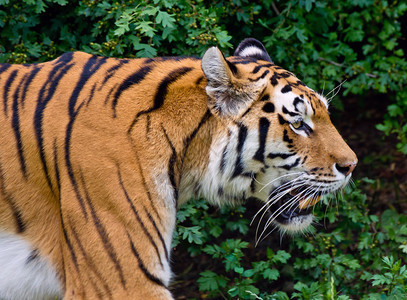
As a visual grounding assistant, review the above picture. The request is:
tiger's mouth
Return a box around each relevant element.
[270,188,322,225]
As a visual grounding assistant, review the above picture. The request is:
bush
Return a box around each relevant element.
[174,179,407,299]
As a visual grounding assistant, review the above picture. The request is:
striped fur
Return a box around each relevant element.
[0,39,356,299]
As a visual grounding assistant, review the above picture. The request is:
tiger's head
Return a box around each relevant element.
[198,38,357,235]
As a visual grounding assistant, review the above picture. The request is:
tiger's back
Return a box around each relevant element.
[0,39,357,299]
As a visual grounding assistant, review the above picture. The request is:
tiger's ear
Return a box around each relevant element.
[201,47,266,117]
[234,38,272,63]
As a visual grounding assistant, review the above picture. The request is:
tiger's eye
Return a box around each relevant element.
[292,120,302,129]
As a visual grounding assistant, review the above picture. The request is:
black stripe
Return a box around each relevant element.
[268,152,295,159]
[232,124,248,178]
[279,71,293,78]
[161,125,178,201]
[195,76,204,85]
[278,114,287,125]
[21,66,41,107]
[0,161,26,233]
[112,65,152,117]
[62,219,86,295]
[26,249,39,264]
[68,217,113,299]
[60,253,66,288]
[69,55,107,117]
[241,107,251,118]
[218,186,224,197]
[252,63,273,74]
[134,155,162,224]
[279,157,301,170]
[53,140,61,196]
[249,70,269,82]
[35,53,74,194]
[283,129,293,144]
[65,103,88,219]
[250,174,257,193]
[128,67,193,134]
[55,52,76,64]
[219,143,228,173]
[262,102,275,113]
[3,69,18,116]
[86,83,97,106]
[11,74,29,178]
[282,105,300,116]
[117,167,166,267]
[226,60,238,75]
[270,73,280,86]
[293,97,304,112]
[143,207,169,261]
[104,83,118,105]
[55,142,79,272]
[78,170,126,287]
[102,60,129,86]
[65,53,107,218]
[178,109,211,193]
[253,118,270,163]
[127,232,167,288]
[296,80,306,86]
[0,64,11,76]
[281,84,292,93]
[146,115,151,136]
[180,109,211,170]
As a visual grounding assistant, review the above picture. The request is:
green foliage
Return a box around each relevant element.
[174,179,407,298]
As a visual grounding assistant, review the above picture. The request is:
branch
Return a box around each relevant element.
[318,57,379,78]
[271,2,280,15]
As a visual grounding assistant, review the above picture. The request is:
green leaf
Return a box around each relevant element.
[140,6,159,17]
[198,270,228,291]
[242,269,255,277]
[263,268,280,281]
[178,226,203,244]
[272,250,291,264]
[136,21,156,38]
[156,11,175,28]
[344,29,364,42]
[371,274,391,286]
[215,30,232,48]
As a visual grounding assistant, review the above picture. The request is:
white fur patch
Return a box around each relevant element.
[276,215,314,233]
[152,170,178,285]
[0,231,62,300]
[238,46,266,58]
[317,92,329,109]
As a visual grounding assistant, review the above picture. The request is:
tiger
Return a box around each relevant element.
[0,38,357,299]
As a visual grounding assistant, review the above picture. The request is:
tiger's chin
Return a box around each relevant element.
[275,214,314,233]
[267,191,320,234]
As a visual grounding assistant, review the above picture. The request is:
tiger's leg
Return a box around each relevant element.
[58,161,175,300]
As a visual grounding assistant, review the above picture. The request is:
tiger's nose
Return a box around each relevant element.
[334,161,357,176]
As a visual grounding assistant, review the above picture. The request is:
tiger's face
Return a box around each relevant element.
[200,38,357,235]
